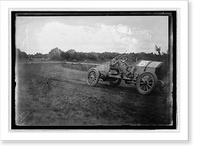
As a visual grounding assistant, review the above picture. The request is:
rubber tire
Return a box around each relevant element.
[87,68,100,87]
[109,78,122,87]
[136,72,157,95]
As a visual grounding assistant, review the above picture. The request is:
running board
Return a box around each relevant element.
[108,74,133,81]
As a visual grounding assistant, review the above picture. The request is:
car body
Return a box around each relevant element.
[86,54,169,94]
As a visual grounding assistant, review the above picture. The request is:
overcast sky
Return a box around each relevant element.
[16,16,168,54]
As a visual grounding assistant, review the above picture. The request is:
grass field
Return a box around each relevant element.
[16,61,173,126]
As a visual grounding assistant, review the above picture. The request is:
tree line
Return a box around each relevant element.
[16,47,169,63]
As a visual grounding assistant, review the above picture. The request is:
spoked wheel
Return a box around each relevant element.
[87,68,100,86]
[136,72,157,94]
[109,78,122,87]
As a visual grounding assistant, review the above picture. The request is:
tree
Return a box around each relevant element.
[88,52,99,61]
[67,49,76,54]
[49,47,63,60]
[16,48,28,60]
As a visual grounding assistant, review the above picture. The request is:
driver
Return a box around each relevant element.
[110,55,133,77]
[118,59,128,74]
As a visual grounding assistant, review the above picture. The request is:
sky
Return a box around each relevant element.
[16,16,168,54]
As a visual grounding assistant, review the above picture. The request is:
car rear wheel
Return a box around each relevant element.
[87,68,100,86]
[136,72,157,94]
[109,78,122,87]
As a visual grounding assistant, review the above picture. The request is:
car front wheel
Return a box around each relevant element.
[136,72,157,94]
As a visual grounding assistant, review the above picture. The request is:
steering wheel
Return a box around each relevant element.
[110,55,128,67]
[118,56,128,66]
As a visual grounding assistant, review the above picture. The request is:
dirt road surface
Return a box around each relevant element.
[16,62,173,126]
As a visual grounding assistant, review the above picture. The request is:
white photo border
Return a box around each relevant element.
[0,1,188,141]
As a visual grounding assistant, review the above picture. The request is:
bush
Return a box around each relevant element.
[17,47,169,64]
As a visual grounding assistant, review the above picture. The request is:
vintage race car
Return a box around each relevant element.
[86,54,169,94]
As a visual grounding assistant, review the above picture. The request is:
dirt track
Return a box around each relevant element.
[16,62,173,126]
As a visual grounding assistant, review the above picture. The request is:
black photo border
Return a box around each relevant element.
[11,10,177,130]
